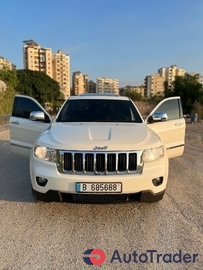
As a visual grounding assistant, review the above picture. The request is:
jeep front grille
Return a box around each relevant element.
[57,151,143,175]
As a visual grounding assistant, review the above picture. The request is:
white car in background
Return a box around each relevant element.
[10,94,185,203]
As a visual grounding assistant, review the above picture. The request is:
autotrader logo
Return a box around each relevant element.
[83,249,106,265]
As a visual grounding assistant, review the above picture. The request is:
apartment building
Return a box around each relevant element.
[144,74,165,98]
[23,40,71,98]
[158,65,186,89]
[88,80,96,93]
[0,56,16,70]
[23,40,53,78]
[96,77,119,94]
[72,71,88,95]
[83,74,89,93]
[52,50,70,98]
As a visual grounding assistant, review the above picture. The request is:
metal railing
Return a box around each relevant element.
[0,114,11,131]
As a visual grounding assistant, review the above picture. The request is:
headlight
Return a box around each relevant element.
[34,145,56,162]
[142,145,164,163]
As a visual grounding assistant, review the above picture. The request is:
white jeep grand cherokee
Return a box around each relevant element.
[10,94,185,203]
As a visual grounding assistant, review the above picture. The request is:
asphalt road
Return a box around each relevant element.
[0,125,203,270]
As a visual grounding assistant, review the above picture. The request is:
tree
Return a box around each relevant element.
[125,90,143,101]
[148,92,164,103]
[165,73,203,114]
[0,67,18,114]
[0,86,15,115]
[16,69,61,105]
[0,67,18,89]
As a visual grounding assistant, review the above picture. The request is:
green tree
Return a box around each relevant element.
[125,90,143,101]
[16,69,61,105]
[148,92,164,103]
[0,67,18,114]
[165,73,203,113]
[0,86,15,115]
[0,67,18,89]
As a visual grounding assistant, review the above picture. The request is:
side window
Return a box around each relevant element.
[12,97,48,120]
[154,99,181,121]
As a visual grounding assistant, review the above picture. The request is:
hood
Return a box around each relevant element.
[37,122,161,151]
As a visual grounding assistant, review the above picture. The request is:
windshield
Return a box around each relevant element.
[56,99,142,123]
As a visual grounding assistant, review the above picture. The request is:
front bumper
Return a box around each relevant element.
[32,188,165,203]
[30,153,169,202]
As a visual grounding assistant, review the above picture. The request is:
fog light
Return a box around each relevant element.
[152,177,163,187]
[36,177,48,187]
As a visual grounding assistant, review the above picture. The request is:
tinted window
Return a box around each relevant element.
[154,99,181,120]
[56,99,142,123]
[12,97,49,121]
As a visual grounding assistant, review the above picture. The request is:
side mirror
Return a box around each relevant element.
[29,111,45,121]
[148,112,168,124]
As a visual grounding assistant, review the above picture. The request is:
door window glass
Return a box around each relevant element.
[154,99,180,120]
[12,97,44,119]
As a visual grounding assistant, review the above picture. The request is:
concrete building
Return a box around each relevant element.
[83,74,89,93]
[52,50,70,98]
[72,71,88,95]
[96,77,119,94]
[144,74,165,98]
[23,40,53,78]
[88,80,96,93]
[0,56,16,70]
[158,65,186,89]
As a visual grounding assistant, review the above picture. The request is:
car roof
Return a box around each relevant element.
[69,93,130,100]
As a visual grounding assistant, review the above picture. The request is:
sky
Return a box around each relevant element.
[0,0,203,87]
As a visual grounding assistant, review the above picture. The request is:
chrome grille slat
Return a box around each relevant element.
[94,153,96,172]
[60,151,142,175]
[115,153,118,172]
[105,153,108,172]
[83,153,85,172]
[72,153,75,172]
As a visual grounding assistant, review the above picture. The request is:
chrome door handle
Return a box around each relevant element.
[11,121,20,125]
[175,122,184,126]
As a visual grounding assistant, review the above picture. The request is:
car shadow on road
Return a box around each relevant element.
[0,138,35,203]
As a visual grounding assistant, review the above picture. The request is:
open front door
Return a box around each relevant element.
[146,97,185,158]
[10,95,52,156]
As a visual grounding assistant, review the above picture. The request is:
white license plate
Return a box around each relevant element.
[76,182,122,193]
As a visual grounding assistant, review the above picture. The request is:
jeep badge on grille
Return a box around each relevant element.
[93,146,108,151]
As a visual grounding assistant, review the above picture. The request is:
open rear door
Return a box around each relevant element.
[146,97,185,158]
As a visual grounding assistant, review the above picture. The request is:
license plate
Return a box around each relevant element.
[76,182,122,193]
